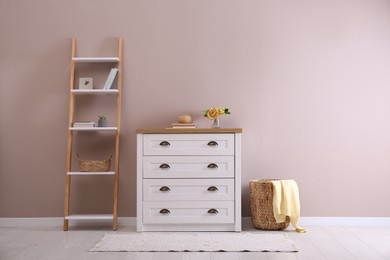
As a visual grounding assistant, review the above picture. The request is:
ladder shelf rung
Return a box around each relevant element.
[67,171,115,175]
[65,214,114,220]
[70,127,117,131]
[72,57,119,62]
[71,89,119,94]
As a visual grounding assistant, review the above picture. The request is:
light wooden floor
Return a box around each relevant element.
[0,224,389,260]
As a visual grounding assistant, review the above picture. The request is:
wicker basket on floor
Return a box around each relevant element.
[75,153,112,172]
[250,179,290,230]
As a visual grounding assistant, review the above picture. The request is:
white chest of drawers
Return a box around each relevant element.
[136,128,242,232]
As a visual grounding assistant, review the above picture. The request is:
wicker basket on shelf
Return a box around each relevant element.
[250,179,290,230]
[75,153,112,172]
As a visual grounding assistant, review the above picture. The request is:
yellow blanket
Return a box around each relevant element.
[271,180,307,233]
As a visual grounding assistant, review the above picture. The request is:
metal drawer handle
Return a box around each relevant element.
[159,209,170,214]
[207,163,218,169]
[207,141,218,146]
[207,186,218,191]
[160,186,170,192]
[208,208,218,214]
[159,141,170,146]
[159,164,171,169]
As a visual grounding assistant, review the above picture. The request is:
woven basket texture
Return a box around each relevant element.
[250,179,290,230]
[76,154,112,172]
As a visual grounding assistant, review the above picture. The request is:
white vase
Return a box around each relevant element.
[211,118,220,128]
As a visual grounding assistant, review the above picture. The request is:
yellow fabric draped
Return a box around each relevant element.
[271,180,307,233]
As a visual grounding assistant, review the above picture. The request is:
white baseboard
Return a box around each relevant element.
[298,217,390,226]
[0,217,136,227]
[1,217,389,227]
[242,217,390,227]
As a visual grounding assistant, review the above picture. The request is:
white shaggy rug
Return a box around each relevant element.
[90,232,297,252]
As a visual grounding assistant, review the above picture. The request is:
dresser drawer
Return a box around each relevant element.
[143,134,234,156]
[143,156,234,178]
[143,179,234,201]
[143,201,235,224]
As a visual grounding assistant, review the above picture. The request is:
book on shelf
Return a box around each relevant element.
[167,123,197,129]
[103,68,119,89]
[73,121,96,128]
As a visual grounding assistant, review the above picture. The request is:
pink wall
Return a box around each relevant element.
[1,0,390,218]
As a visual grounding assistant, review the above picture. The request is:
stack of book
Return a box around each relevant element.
[170,123,197,129]
[73,121,96,128]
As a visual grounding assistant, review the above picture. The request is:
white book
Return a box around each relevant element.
[167,123,197,129]
[103,68,119,89]
[171,125,197,128]
[171,123,196,127]
[73,121,96,127]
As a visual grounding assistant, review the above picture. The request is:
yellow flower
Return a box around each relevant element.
[203,107,230,119]
[206,107,220,120]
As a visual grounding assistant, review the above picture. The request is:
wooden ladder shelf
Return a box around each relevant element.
[64,37,123,231]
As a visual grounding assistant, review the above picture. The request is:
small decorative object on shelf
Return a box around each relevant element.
[98,115,108,127]
[167,115,196,129]
[178,115,193,124]
[79,77,93,89]
[203,107,231,128]
[73,121,96,128]
[75,153,112,172]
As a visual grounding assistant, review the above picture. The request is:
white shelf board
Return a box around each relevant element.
[65,214,113,220]
[70,127,117,131]
[72,57,119,62]
[67,171,115,175]
[72,89,118,94]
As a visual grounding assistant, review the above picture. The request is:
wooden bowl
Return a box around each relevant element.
[178,115,193,124]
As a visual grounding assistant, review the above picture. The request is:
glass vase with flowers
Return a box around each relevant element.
[203,107,231,128]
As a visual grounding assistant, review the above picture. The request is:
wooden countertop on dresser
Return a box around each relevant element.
[136,128,242,134]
